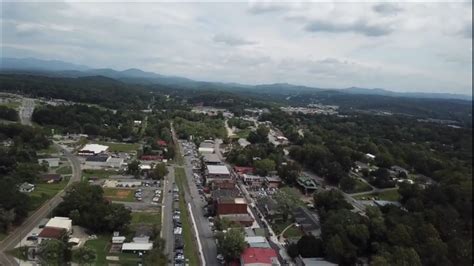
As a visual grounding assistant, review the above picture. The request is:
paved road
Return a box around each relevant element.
[0,144,82,266]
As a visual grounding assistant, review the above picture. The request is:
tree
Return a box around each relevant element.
[297,234,324,258]
[127,160,140,177]
[247,125,269,144]
[216,229,247,262]
[313,189,352,213]
[287,242,299,258]
[73,246,96,265]
[325,234,345,263]
[277,161,301,185]
[273,187,303,222]
[38,239,69,265]
[150,163,168,180]
[254,158,276,176]
[339,176,357,193]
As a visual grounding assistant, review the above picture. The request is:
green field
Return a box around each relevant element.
[83,235,140,266]
[103,188,135,202]
[56,165,72,175]
[84,235,110,265]
[0,100,21,110]
[343,178,373,194]
[29,178,69,210]
[131,211,161,228]
[271,221,303,239]
[354,189,401,201]
[236,128,251,138]
[82,169,119,181]
[175,167,199,266]
[37,145,59,155]
[97,141,140,152]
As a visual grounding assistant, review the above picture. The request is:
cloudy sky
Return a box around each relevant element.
[1,1,472,94]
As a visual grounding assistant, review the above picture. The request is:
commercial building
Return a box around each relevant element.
[206,165,231,182]
[240,247,279,266]
[264,176,282,189]
[199,141,215,154]
[242,174,264,188]
[203,153,222,165]
[296,176,319,194]
[78,144,109,156]
[121,243,153,252]
[45,217,73,233]
[38,227,67,242]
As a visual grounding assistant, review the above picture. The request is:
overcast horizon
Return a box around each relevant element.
[1,1,472,95]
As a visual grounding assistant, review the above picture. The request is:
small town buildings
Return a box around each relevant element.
[296,176,319,194]
[199,141,215,154]
[216,198,248,215]
[206,165,231,182]
[19,182,35,193]
[210,178,236,190]
[85,154,110,167]
[234,166,255,176]
[243,174,264,188]
[245,236,272,249]
[256,197,280,220]
[203,153,222,165]
[38,158,60,167]
[45,217,73,233]
[121,243,153,252]
[107,157,125,168]
[78,144,109,156]
[219,213,254,227]
[140,155,162,161]
[264,176,282,189]
[41,174,63,183]
[38,227,67,242]
[240,247,279,266]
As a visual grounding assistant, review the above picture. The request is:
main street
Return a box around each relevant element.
[161,166,175,264]
[170,123,219,266]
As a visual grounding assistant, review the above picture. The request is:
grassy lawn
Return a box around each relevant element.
[97,141,140,152]
[271,220,303,239]
[343,179,373,194]
[354,189,401,201]
[7,247,28,260]
[131,211,161,228]
[236,128,251,138]
[84,235,110,265]
[56,165,72,175]
[82,169,119,181]
[175,167,199,266]
[103,188,135,202]
[29,178,69,210]
[0,101,21,110]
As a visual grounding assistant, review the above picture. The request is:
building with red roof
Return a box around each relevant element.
[240,247,279,266]
[156,140,167,147]
[234,166,255,176]
[38,227,66,242]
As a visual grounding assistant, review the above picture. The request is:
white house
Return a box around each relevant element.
[19,182,35,193]
[365,153,376,160]
[45,217,73,233]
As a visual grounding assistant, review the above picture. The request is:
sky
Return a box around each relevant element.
[1,1,472,95]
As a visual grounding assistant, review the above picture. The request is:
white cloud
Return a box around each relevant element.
[1,2,472,94]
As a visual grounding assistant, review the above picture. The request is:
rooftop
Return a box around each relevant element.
[38,227,66,239]
[80,144,109,154]
[207,165,230,175]
[241,247,278,265]
[45,217,72,231]
[265,176,282,182]
[121,243,153,251]
[211,188,241,200]
[293,207,320,235]
[297,176,318,189]
[203,153,221,163]
[86,155,110,162]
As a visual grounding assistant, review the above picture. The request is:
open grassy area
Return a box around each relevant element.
[175,167,199,266]
[236,128,251,139]
[84,235,110,265]
[56,165,72,175]
[37,145,59,155]
[354,189,401,201]
[131,211,161,229]
[343,178,373,194]
[271,220,303,239]
[97,141,140,152]
[29,177,69,210]
[103,188,135,202]
[82,169,119,181]
[7,247,28,260]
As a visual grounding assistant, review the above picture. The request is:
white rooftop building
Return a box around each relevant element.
[45,217,72,232]
[79,144,109,155]
[121,243,153,252]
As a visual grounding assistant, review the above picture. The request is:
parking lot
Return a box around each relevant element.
[91,178,163,211]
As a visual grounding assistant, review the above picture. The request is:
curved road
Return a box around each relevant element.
[0,97,83,265]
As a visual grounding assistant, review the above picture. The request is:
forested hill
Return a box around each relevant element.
[0,74,157,109]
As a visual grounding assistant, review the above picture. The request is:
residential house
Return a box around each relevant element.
[38,227,67,243]
[19,182,35,193]
[41,174,62,183]
[242,174,264,189]
[264,176,282,189]
[38,158,60,168]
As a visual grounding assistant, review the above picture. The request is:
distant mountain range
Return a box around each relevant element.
[1,57,471,101]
